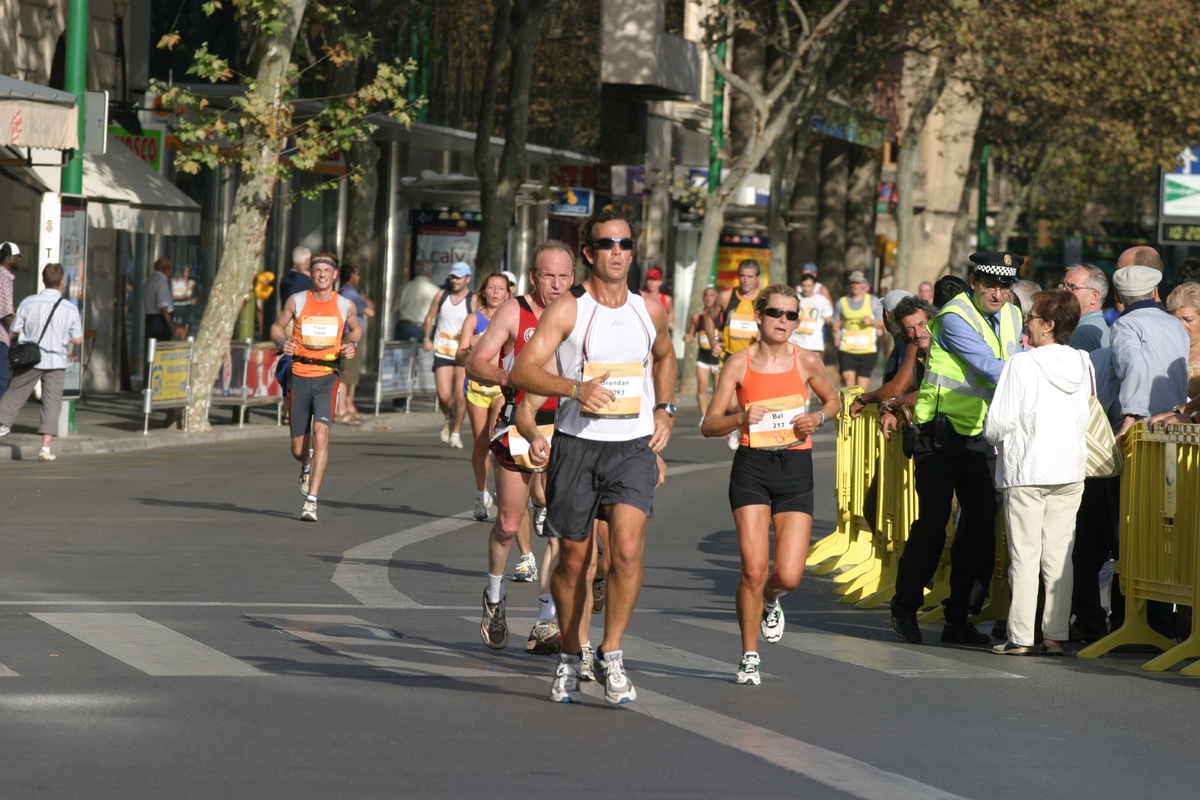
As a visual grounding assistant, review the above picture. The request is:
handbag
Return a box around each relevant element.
[8,297,65,370]
[1083,353,1122,478]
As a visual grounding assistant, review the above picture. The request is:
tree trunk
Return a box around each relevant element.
[474,0,555,276]
[893,44,957,291]
[948,127,985,273]
[186,0,308,431]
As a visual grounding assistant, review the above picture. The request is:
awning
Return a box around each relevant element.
[83,136,200,236]
[0,76,79,151]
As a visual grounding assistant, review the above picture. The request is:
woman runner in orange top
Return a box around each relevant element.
[701,284,839,686]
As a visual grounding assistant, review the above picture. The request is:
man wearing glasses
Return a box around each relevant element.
[889,251,1024,646]
[1061,264,1110,352]
[510,210,676,706]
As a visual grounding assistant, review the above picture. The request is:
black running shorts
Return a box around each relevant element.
[289,372,339,437]
[544,432,657,541]
[728,446,814,515]
[837,350,876,377]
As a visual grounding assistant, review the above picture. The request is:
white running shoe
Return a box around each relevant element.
[439,421,451,443]
[300,499,318,522]
[38,448,56,462]
[532,504,547,537]
[550,654,582,703]
[449,432,463,449]
[298,466,311,497]
[599,650,636,705]
[580,643,596,682]
[525,620,562,655]
[726,429,740,450]
[473,491,492,521]
[761,602,784,643]
[512,552,537,582]
[0,425,10,436]
[736,652,762,685]
[480,590,507,649]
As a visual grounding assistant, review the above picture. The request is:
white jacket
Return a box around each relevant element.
[983,344,1092,489]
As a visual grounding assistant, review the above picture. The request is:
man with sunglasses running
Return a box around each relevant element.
[511,211,676,705]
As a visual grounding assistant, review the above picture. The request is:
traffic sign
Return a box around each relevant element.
[1161,173,1200,218]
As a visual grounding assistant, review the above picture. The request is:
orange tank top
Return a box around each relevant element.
[292,291,346,378]
[735,346,811,450]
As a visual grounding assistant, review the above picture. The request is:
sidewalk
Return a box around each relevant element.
[0,390,444,462]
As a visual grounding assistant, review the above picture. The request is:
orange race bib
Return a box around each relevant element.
[435,331,459,358]
[728,312,757,340]
[300,315,340,348]
[746,393,807,449]
[580,361,643,419]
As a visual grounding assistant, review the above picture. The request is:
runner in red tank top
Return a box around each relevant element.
[701,284,839,685]
[465,241,590,662]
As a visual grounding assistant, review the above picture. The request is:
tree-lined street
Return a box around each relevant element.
[1,415,1196,798]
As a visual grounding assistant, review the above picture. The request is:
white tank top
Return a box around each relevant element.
[433,291,470,359]
[555,286,656,441]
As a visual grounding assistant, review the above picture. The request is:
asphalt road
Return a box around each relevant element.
[0,413,1196,799]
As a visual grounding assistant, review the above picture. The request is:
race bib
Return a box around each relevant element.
[300,316,340,348]
[435,331,459,358]
[843,330,873,350]
[697,331,711,349]
[729,313,757,340]
[580,361,643,419]
[467,378,501,396]
[746,393,808,449]
[508,424,555,471]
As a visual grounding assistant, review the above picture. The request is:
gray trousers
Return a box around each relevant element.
[0,367,65,436]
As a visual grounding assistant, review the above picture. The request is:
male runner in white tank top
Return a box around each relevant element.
[511,211,676,705]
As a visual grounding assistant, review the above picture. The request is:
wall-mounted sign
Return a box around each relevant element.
[550,188,593,217]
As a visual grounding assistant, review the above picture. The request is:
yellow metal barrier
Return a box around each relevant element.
[807,388,874,575]
[1077,423,1200,673]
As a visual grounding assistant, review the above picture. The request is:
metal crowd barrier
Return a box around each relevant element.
[374,341,438,415]
[1077,423,1200,674]
[812,388,1009,623]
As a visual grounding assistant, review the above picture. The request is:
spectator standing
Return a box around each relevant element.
[0,263,84,461]
[143,257,177,343]
[279,246,314,306]
[1165,282,1200,398]
[888,251,1024,646]
[831,270,885,390]
[0,241,24,399]
[918,281,935,306]
[336,263,375,424]
[1063,262,1115,642]
[396,261,438,342]
[1107,264,1189,637]
[984,290,1091,656]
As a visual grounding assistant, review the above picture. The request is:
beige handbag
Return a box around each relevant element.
[1083,354,1122,479]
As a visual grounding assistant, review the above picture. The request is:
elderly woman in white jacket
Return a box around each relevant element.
[984,289,1093,656]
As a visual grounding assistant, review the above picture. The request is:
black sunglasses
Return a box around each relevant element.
[761,307,800,321]
[592,237,635,251]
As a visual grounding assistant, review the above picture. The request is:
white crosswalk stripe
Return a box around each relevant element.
[32,612,267,677]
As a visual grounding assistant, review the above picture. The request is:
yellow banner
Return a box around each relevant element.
[150,343,191,403]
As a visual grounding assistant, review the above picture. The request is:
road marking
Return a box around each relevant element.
[678,618,1023,679]
[0,662,18,677]
[630,685,969,800]
[32,613,267,677]
[257,614,536,679]
[331,511,479,607]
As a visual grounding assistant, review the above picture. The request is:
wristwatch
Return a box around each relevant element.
[654,402,677,418]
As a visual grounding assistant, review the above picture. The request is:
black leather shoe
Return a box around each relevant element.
[891,615,922,644]
[941,620,991,645]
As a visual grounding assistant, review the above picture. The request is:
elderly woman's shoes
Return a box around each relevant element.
[992,641,1033,655]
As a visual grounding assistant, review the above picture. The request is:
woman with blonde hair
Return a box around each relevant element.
[457,273,512,520]
[701,284,839,685]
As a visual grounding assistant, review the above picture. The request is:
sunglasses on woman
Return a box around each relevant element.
[761,307,800,321]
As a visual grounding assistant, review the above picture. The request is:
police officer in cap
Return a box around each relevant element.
[889,251,1024,645]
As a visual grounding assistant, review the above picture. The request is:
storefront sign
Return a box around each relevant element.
[549,188,593,217]
[109,126,163,172]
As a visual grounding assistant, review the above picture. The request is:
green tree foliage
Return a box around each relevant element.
[153,0,424,430]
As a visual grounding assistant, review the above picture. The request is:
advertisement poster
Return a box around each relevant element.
[715,235,770,287]
[150,342,191,404]
[214,342,282,400]
[379,342,414,395]
[411,210,483,287]
[59,196,87,397]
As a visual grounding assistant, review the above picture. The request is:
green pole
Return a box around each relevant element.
[977,143,992,251]
[708,19,727,286]
[62,0,89,194]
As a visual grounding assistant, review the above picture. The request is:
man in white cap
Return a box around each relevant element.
[1106,263,1189,639]
[0,241,22,399]
[831,269,884,390]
